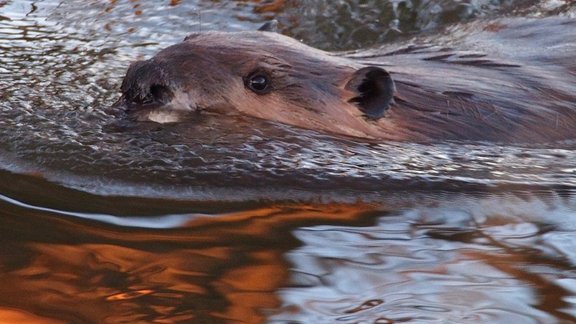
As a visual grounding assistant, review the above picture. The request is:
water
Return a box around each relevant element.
[1,0,576,322]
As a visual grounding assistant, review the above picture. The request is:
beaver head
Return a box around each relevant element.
[112,18,576,143]
[112,27,396,139]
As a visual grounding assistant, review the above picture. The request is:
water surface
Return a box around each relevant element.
[1,0,576,322]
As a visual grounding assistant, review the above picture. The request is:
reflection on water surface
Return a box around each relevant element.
[1,0,576,323]
[2,189,576,322]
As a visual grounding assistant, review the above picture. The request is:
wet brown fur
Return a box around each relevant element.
[113,17,576,143]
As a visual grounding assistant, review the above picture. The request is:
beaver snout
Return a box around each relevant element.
[109,59,200,123]
[130,84,173,108]
[120,60,174,110]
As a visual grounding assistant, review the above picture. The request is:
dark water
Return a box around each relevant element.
[2,0,576,323]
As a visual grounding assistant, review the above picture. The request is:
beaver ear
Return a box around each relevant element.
[258,20,279,33]
[345,66,395,120]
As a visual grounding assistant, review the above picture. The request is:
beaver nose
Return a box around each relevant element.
[130,84,173,107]
[119,59,175,110]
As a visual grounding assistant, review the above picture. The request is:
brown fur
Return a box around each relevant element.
[112,17,576,143]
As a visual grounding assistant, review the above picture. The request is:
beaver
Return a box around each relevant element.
[111,17,576,142]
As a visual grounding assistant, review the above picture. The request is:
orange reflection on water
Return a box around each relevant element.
[0,202,377,323]
[0,308,67,324]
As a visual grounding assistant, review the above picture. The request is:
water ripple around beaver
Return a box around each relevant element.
[2,0,575,200]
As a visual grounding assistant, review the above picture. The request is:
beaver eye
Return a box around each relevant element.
[246,73,271,94]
